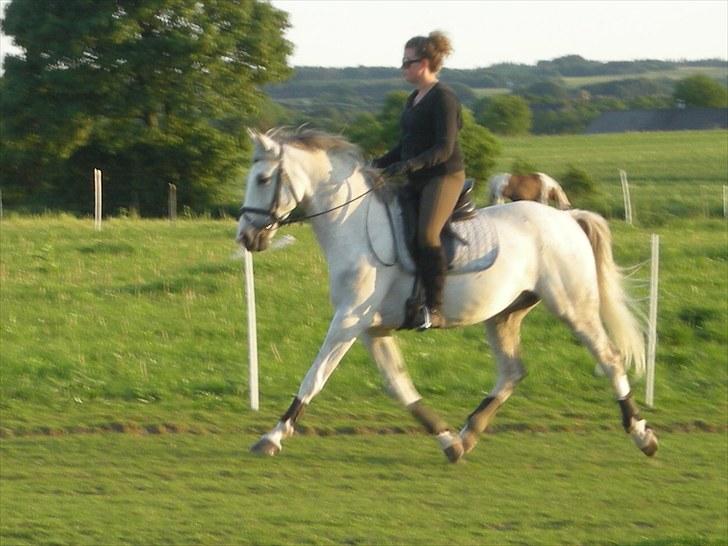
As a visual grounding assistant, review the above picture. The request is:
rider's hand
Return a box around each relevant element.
[382,160,410,177]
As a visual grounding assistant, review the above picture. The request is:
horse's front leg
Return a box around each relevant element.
[250,310,360,456]
[361,331,464,463]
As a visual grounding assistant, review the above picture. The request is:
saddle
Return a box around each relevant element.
[370,178,499,275]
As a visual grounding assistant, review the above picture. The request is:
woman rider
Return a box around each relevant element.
[374,31,465,330]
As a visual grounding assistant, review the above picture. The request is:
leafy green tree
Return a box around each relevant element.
[673,75,728,107]
[1,0,292,214]
[477,95,532,136]
[459,108,500,186]
[378,91,409,149]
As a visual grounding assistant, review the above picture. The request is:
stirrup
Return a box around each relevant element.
[415,307,443,331]
[415,307,433,331]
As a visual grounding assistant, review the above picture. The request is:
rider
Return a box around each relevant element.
[374,31,465,330]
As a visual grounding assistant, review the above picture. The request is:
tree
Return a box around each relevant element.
[459,108,500,188]
[1,0,292,214]
[477,95,532,136]
[673,75,728,108]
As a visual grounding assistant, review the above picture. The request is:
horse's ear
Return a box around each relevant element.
[256,133,281,157]
[246,127,260,142]
[246,128,280,158]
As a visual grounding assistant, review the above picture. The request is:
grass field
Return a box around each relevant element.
[1,130,726,545]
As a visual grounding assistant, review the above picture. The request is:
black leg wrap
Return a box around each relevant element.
[408,400,448,435]
[281,397,306,425]
[618,393,641,432]
[467,396,498,433]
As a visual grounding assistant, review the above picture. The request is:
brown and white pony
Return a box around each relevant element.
[489,172,571,210]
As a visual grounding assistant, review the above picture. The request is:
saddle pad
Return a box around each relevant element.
[388,199,499,275]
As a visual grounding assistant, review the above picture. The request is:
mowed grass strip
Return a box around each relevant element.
[1,431,725,546]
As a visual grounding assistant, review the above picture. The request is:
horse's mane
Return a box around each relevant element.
[268,127,382,187]
[269,127,361,157]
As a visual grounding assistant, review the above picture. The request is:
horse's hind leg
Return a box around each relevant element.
[361,331,464,463]
[460,295,538,455]
[565,314,658,457]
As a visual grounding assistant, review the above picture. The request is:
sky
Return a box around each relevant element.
[1,0,727,70]
[270,0,728,68]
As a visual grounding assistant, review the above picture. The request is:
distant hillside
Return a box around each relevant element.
[266,56,727,113]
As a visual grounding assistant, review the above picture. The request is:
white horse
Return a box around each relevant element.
[236,128,657,463]
[489,172,572,209]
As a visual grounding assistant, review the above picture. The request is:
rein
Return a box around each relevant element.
[280,176,385,226]
[240,145,385,230]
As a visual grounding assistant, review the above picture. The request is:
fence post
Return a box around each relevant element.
[645,234,659,408]
[243,248,259,411]
[619,169,633,225]
[168,183,177,223]
[94,169,102,231]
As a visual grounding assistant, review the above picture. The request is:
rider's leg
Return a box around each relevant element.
[415,171,465,329]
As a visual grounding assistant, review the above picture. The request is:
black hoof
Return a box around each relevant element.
[250,437,281,457]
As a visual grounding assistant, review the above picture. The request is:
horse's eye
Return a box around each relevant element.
[257,174,272,185]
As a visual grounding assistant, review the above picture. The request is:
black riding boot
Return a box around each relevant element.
[415,246,447,330]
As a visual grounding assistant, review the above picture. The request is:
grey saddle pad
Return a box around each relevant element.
[370,195,499,275]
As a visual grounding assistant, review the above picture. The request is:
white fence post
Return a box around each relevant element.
[168,183,177,223]
[619,169,633,225]
[94,169,102,231]
[645,233,659,408]
[243,248,259,411]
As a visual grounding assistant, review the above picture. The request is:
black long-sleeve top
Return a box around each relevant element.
[375,82,464,185]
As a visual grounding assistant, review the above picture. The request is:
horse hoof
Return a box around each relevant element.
[630,421,658,457]
[444,441,464,464]
[437,430,464,463]
[639,428,658,457]
[250,437,281,457]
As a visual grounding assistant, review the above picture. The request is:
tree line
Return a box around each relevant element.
[1,1,726,216]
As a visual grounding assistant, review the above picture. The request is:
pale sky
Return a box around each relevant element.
[271,0,728,68]
[1,1,727,69]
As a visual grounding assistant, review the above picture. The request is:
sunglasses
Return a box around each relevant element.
[401,57,422,69]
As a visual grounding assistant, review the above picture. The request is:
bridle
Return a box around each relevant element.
[239,146,301,231]
[239,144,385,232]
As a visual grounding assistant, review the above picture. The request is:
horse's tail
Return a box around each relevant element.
[570,210,646,376]
[536,173,571,209]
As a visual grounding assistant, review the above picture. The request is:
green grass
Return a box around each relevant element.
[1,130,726,545]
[1,432,725,546]
[490,130,728,224]
[560,66,728,88]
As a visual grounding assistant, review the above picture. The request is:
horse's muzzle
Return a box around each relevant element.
[236,218,274,252]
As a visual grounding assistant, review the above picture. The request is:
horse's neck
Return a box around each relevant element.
[301,153,371,262]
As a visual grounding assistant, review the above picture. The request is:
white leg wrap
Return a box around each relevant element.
[616,375,631,400]
[629,418,646,436]
[436,430,457,451]
[263,420,295,450]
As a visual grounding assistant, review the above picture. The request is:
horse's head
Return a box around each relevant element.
[237,129,306,251]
